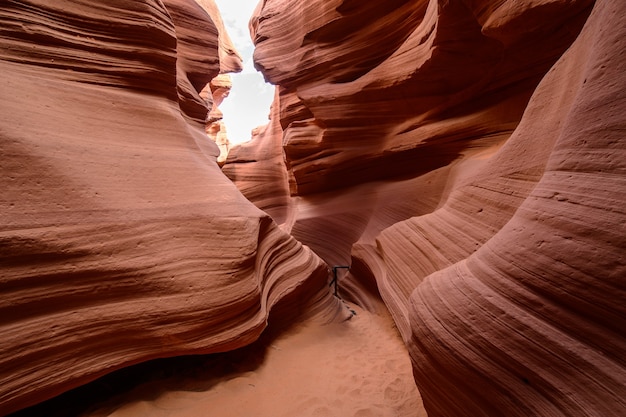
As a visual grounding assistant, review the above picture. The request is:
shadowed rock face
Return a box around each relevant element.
[0,0,343,414]
[406,2,626,415]
[225,0,626,415]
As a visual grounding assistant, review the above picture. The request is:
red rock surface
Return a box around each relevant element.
[205,74,234,163]
[2,0,625,415]
[200,0,243,163]
[0,1,343,415]
[224,0,626,415]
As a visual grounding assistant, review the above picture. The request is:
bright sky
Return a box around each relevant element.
[214,0,274,144]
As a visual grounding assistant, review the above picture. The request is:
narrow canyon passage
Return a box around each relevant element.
[1,0,625,416]
[71,303,427,417]
[6,300,426,417]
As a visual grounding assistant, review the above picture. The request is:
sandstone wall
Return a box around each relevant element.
[225,0,626,415]
[0,1,342,414]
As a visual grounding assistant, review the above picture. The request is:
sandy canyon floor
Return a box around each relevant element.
[72,302,428,417]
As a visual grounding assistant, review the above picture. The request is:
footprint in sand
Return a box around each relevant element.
[383,377,406,402]
[383,376,423,413]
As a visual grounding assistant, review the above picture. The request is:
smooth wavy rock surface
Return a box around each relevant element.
[224,0,626,415]
[408,1,626,415]
[0,1,342,415]
[205,74,234,163]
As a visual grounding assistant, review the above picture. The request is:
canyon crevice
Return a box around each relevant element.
[1,0,625,416]
[226,0,626,415]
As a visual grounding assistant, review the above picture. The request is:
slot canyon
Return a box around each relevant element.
[1,0,625,416]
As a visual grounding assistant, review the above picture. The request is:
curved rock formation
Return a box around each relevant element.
[408,1,626,415]
[2,0,624,415]
[198,0,243,75]
[224,0,626,415]
[205,74,234,163]
[233,0,598,270]
[201,0,243,164]
[0,1,342,415]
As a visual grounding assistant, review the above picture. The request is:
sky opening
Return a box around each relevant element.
[213,0,275,144]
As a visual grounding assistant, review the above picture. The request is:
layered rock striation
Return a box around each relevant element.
[2,0,625,415]
[225,0,626,415]
[205,74,234,163]
[0,1,342,415]
[407,1,626,415]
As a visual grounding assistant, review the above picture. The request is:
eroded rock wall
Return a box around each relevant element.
[222,90,293,225]
[225,0,626,415]
[408,1,626,415]
[0,1,342,414]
